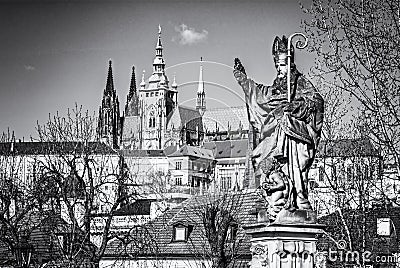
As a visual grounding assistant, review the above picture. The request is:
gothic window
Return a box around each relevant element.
[149,111,156,128]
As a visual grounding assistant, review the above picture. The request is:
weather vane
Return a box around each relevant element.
[287,33,308,102]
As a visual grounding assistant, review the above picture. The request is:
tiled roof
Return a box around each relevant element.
[167,106,203,132]
[167,145,214,160]
[103,190,259,260]
[0,211,92,263]
[316,139,380,158]
[203,139,248,159]
[115,199,152,216]
[0,141,117,155]
[203,106,249,133]
[121,115,141,141]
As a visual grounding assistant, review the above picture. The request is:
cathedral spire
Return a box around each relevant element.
[196,57,206,116]
[106,60,114,93]
[125,66,139,117]
[127,66,137,102]
[153,25,165,74]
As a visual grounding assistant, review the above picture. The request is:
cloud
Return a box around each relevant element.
[174,24,208,45]
[24,65,35,71]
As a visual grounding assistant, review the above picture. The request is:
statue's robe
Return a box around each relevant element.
[235,69,324,209]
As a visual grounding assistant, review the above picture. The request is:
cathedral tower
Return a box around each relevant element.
[196,58,206,116]
[138,25,178,149]
[97,60,121,148]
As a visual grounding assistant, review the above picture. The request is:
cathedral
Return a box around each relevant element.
[97,26,250,150]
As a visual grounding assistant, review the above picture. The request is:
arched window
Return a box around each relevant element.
[149,111,156,128]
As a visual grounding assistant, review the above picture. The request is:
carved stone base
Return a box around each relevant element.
[244,222,324,268]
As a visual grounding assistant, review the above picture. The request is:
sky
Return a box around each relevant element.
[0,0,315,140]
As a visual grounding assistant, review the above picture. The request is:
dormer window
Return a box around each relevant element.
[172,223,193,242]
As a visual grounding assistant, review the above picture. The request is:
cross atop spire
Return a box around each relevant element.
[156,25,163,49]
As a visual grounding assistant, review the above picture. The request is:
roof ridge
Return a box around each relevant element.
[167,199,192,225]
[178,105,198,111]
[206,106,246,111]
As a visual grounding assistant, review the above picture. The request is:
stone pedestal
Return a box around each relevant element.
[244,222,324,268]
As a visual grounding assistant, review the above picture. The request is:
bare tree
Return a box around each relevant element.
[302,0,400,178]
[33,104,139,266]
[186,190,247,268]
[0,132,44,267]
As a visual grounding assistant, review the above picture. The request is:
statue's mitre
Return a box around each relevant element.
[272,36,294,60]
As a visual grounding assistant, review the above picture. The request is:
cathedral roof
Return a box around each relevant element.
[167,145,214,160]
[167,106,203,132]
[316,138,380,158]
[203,139,248,159]
[121,116,141,142]
[202,106,249,133]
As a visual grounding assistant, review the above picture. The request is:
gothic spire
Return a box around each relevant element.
[127,66,137,102]
[106,60,114,93]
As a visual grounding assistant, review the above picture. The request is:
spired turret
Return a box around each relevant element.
[196,58,206,116]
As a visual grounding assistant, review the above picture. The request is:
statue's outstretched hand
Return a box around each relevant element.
[233,58,247,82]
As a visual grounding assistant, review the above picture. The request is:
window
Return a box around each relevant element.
[175,161,182,170]
[146,93,149,97]
[172,223,193,242]
[377,218,392,236]
[148,111,156,128]
[155,92,159,96]
[219,169,233,190]
[175,177,182,186]
[309,180,316,191]
[221,176,232,190]
[174,226,186,241]
[318,166,324,182]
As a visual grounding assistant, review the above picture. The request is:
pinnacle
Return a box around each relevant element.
[106,60,114,93]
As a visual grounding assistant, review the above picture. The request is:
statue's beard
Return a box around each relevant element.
[272,68,300,94]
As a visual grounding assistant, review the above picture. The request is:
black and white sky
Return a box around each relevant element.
[0,0,314,139]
